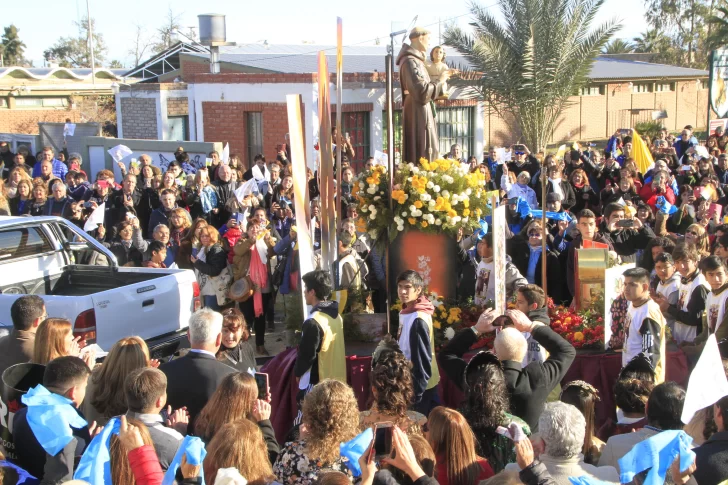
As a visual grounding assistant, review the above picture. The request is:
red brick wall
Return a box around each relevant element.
[202,101,294,168]
[0,108,81,134]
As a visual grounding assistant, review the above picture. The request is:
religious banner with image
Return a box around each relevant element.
[491,202,507,316]
[604,263,635,350]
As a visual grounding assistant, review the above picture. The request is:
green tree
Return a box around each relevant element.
[643,0,711,66]
[444,0,619,151]
[602,39,635,53]
[707,5,728,50]
[43,17,107,68]
[1,24,27,66]
[108,60,124,69]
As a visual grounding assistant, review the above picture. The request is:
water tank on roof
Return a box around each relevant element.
[198,14,226,45]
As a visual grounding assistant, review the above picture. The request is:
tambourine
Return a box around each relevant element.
[228,276,254,302]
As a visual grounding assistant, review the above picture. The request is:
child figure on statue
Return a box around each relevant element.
[396,270,440,416]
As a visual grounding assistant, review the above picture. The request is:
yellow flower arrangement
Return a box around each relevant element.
[357,159,495,243]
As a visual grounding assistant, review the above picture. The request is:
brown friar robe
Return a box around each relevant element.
[396,43,446,164]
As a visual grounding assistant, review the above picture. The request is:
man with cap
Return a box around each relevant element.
[396,26,448,164]
[507,144,540,179]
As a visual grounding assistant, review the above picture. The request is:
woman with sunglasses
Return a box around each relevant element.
[216,308,256,372]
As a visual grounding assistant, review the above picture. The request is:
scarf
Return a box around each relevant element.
[618,430,694,485]
[163,436,207,485]
[400,294,435,315]
[249,246,268,317]
[548,178,564,198]
[21,385,88,456]
[74,417,121,484]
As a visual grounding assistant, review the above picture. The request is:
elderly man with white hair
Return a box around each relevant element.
[441,307,575,430]
[160,308,236,432]
[506,402,619,484]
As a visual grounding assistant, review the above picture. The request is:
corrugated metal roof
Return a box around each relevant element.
[185,44,709,79]
[0,67,132,80]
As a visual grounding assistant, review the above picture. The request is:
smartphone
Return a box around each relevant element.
[680,165,693,172]
[619,129,630,136]
[709,203,722,219]
[254,372,269,400]
[373,422,394,459]
[616,219,635,228]
[512,144,525,151]
[493,315,514,327]
[83,201,93,208]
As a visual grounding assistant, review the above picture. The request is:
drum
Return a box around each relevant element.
[228,276,254,302]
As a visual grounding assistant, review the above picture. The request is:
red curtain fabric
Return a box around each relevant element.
[262,348,690,444]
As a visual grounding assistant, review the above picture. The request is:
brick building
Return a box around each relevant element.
[0,67,138,134]
[117,43,711,170]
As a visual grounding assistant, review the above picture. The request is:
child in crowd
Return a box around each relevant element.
[700,255,728,342]
[652,244,709,346]
[652,253,680,333]
[623,267,666,383]
[396,270,440,416]
[142,240,167,268]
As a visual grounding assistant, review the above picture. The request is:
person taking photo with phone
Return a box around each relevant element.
[599,202,655,264]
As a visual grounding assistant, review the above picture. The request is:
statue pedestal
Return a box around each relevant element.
[388,230,459,301]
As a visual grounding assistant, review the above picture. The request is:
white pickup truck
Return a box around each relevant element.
[0,216,200,355]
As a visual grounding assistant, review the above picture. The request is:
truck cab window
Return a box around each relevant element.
[0,228,53,262]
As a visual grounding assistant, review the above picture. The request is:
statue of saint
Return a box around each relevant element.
[426,46,450,100]
[396,27,448,164]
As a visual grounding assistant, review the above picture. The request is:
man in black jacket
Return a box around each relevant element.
[510,220,564,304]
[148,189,177,236]
[439,307,575,430]
[161,308,235,433]
[13,356,92,483]
[694,395,728,485]
[515,284,550,366]
[599,202,655,264]
[213,164,239,227]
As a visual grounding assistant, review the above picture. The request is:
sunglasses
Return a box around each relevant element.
[528,232,542,237]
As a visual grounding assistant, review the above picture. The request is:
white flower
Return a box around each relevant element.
[407,177,413,182]
[368,205,375,211]
[411,167,420,174]
[374,196,381,201]
[366,187,376,194]
[397,224,404,231]
[463,217,469,223]
[370,213,377,220]
[435,219,442,226]
[426,181,434,189]
[465,188,472,196]
[451,199,458,206]
[409,205,417,212]
[444,327,456,340]
[361,205,368,212]
[359,182,365,190]
[402,212,408,217]
[442,190,449,198]
[369,229,378,239]
[433,185,441,193]
[413,210,422,217]
[428,200,436,208]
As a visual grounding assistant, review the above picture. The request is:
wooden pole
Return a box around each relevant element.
[335,17,343,251]
[385,53,395,336]
[317,52,336,271]
[541,157,548,297]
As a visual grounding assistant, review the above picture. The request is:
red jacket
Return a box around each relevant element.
[128,445,164,485]
[639,183,676,211]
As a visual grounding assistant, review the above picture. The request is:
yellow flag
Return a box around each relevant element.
[631,128,654,174]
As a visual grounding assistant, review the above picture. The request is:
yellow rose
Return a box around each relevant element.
[366,177,375,185]
[463,208,470,217]
[408,217,416,225]
[433,320,441,329]
[574,332,584,342]
[421,221,429,228]
[414,200,423,209]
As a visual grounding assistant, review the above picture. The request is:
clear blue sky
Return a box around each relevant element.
[6,0,646,68]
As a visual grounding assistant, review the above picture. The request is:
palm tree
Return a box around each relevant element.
[602,39,634,54]
[707,6,728,51]
[632,29,670,53]
[444,0,619,151]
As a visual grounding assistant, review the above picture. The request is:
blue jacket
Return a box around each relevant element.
[32,158,67,180]
[673,136,699,159]
[273,234,297,295]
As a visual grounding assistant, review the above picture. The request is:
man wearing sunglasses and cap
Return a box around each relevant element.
[506,144,539,180]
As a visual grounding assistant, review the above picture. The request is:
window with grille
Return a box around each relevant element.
[655,83,674,92]
[14,97,68,107]
[333,111,370,168]
[436,107,475,159]
[632,83,653,93]
[246,112,263,169]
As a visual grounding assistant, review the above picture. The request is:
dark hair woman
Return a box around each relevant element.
[459,359,530,473]
[105,219,144,267]
[560,380,604,465]
[216,308,256,372]
[359,350,426,435]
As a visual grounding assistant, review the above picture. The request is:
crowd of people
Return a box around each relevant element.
[0,124,727,484]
